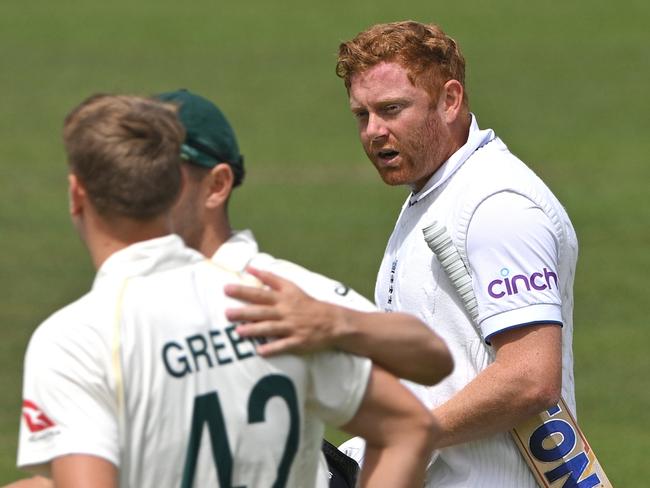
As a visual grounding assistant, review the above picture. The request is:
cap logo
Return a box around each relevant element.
[180,143,201,162]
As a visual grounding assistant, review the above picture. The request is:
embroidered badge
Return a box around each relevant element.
[22,400,55,433]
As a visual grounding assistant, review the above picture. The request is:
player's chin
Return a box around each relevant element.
[375,167,411,187]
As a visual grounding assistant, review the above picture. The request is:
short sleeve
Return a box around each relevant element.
[467,192,563,343]
[17,313,119,474]
[305,351,372,427]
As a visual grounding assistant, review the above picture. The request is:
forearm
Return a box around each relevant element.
[343,366,437,488]
[432,323,562,448]
[224,269,453,384]
[432,359,559,448]
[361,441,431,488]
[333,309,453,385]
[52,455,117,488]
[2,477,53,488]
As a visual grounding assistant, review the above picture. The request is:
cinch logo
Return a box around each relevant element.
[488,267,558,299]
[22,400,55,433]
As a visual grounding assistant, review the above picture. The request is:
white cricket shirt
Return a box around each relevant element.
[18,235,371,488]
[374,114,578,488]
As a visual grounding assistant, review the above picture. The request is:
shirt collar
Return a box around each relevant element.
[211,229,259,272]
[93,234,201,288]
[408,114,495,206]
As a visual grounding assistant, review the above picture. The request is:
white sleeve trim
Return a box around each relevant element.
[19,443,119,474]
[481,303,563,343]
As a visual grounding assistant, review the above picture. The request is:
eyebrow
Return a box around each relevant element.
[351,96,411,109]
[378,97,410,106]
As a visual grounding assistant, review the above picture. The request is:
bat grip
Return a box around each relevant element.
[422,222,479,322]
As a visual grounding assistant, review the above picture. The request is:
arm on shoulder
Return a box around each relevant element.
[225,267,453,385]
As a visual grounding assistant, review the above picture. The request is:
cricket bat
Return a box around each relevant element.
[422,222,612,488]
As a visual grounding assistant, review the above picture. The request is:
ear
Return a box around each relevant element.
[440,79,465,124]
[68,173,86,216]
[205,163,234,209]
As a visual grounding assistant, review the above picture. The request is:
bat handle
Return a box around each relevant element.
[422,222,479,322]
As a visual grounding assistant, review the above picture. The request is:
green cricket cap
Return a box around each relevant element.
[155,89,245,187]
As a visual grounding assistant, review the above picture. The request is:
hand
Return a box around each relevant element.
[224,267,345,356]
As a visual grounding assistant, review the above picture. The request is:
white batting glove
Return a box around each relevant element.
[338,436,366,467]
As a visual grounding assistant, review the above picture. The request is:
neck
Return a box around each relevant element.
[83,213,171,269]
[456,110,472,147]
[197,210,233,258]
[446,110,472,157]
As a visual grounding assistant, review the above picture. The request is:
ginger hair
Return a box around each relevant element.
[337,20,468,106]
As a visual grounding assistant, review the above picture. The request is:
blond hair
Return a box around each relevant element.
[63,94,185,220]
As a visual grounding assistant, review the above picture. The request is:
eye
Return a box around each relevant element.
[353,110,368,120]
[383,104,401,115]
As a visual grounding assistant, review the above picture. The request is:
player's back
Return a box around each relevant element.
[106,245,368,487]
[19,237,369,487]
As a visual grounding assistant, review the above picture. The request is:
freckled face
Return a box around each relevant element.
[349,62,453,191]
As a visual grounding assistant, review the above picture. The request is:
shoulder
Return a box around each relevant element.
[467,192,559,278]
[250,253,375,311]
[29,292,97,347]
[464,137,539,189]
[468,193,558,249]
[449,139,568,256]
[24,292,111,384]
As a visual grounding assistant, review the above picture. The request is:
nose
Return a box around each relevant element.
[365,113,388,142]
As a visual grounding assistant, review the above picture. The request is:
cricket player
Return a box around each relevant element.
[154,88,453,486]
[227,21,581,488]
[13,94,439,488]
[157,88,453,387]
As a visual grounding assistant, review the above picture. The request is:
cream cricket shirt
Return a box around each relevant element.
[212,230,377,313]
[18,235,371,487]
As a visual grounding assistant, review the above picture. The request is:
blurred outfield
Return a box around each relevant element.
[1,0,648,484]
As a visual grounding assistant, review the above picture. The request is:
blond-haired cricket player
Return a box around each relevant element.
[11,93,448,488]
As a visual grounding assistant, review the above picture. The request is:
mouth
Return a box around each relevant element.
[376,148,400,164]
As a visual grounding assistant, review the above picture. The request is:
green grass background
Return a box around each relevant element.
[1,0,648,484]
